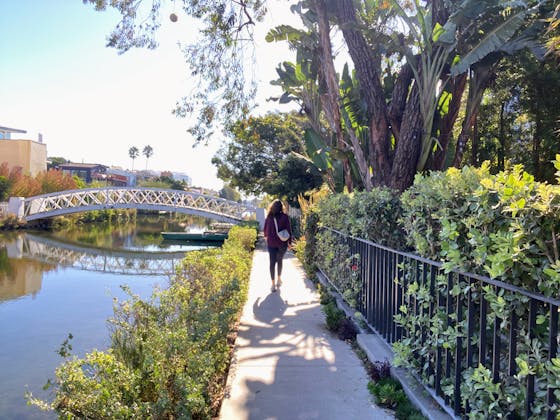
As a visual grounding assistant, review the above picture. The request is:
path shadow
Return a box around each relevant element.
[226,298,387,419]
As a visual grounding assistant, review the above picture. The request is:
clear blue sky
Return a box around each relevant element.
[0,1,295,189]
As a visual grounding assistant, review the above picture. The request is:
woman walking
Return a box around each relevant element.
[263,199,292,292]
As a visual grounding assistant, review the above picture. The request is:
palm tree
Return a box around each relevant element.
[129,146,139,171]
[143,145,154,170]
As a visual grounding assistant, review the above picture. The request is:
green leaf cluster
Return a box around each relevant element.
[27,226,256,419]
[213,112,324,206]
[316,187,407,249]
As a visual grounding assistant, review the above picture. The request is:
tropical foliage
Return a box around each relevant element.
[268,0,554,191]
[128,146,139,170]
[142,145,153,170]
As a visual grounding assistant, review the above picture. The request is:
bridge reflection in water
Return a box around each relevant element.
[8,234,189,276]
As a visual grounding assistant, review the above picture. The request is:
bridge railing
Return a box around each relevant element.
[12,187,259,222]
[317,226,560,419]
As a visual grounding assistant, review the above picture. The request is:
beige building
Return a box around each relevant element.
[0,125,47,176]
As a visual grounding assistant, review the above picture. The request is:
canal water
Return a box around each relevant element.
[0,214,216,419]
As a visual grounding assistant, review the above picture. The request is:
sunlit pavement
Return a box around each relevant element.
[219,238,394,420]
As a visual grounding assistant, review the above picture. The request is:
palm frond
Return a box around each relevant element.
[451,7,530,75]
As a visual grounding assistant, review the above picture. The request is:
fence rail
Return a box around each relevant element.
[317,227,560,419]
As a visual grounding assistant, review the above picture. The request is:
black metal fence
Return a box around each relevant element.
[317,227,560,419]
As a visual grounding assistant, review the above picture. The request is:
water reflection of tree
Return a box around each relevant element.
[50,222,136,249]
[0,247,14,276]
[47,213,213,249]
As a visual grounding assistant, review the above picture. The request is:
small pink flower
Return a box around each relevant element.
[351,264,358,271]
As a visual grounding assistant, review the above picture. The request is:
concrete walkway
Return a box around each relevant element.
[219,240,394,420]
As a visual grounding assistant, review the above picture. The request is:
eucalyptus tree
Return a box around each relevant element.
[143,145,154,170]
[128,146,139,170]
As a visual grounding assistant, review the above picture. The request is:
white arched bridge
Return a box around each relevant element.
[7,187,264,225]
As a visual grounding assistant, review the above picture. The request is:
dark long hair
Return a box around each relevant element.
[266,199,284,218]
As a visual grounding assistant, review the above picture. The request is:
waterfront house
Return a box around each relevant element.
[0,125,47,176]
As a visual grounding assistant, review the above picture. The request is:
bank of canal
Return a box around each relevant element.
[0,214,215,419]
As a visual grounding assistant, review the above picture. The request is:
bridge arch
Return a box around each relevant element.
[8,187,264,225]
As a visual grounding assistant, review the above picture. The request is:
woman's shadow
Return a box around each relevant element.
[252,289,288,327]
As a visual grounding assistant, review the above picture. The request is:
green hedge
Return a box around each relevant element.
[306,159,560,417]
[28,226,256,419]
[401,162,560,296]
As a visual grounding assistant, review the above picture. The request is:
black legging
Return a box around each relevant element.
[268,245,287,280]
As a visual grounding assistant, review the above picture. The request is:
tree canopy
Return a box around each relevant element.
[269,0,554,191]
[212,112,323,205]
[84,0,267,143]
[88,0,558,193]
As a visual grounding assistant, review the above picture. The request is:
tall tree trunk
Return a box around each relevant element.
[472,114,479,166]
[533,112,542,180]
[453,66,494,168]
[388,63,414,145]
[498,101,506,171]
[312,0,354,192]
[432,73,467,170]
[389,87,423,191]
[335,0,391,186]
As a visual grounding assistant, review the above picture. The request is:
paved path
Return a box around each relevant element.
[219,240,394,420]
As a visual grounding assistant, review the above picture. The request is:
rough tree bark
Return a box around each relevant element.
[387,63,414,146]
[389,86,423,191]
[335,0,391,187]
[312,0,353,191]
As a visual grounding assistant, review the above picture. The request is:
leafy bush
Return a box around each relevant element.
[289,214,301,239]
[337,317,358,341]
[345,189,406,249]
[238,219,260,234]
[322,301,345,333]
[368,360,391,382]
[368,377,425,420]
[28,227,255,419]
[367,377,407,408]
[400,164,488,260]
[0,175,9,201]
[306,158,560,417]
[300,210,320,277]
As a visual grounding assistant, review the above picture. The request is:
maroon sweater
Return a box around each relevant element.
[263,213,292,247]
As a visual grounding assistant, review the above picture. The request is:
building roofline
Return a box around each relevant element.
[0,125,27,134]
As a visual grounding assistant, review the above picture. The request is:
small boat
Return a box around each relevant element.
[161,231,228,242]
